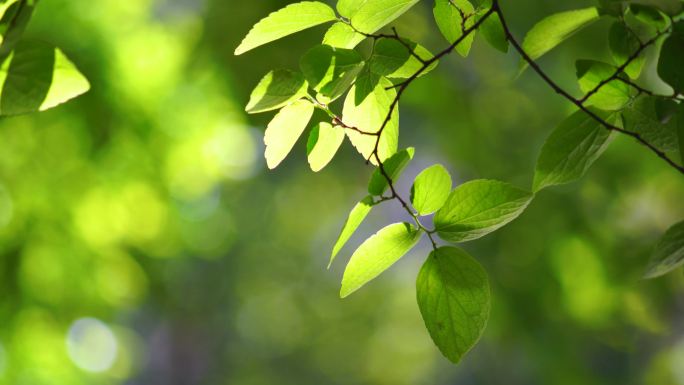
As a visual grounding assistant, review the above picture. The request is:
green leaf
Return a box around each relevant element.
[369,37,437,79]
[533,109,615,192]
[300,44,364,103]
[519,7,600,72]
[330,195,375,267]
[629,4,667,29]
[234,1,337,55]
[478,7,508,53]
[657,23,684,93]
[0,41,90,115]
[322,22,366,49]
[307,121,345,172]
[411,164,452,215]
[621,96,679,152]
[608,21,645,79]
[263,99,314,169]
[433,0,475,57]
[678,104,684,165]
[644,220,684,278]
[434,179,533,243]
[576,60,632,111]
[347,0,421,35]
[336,0,362,18]
[342,71,399,165]
[246,69,308,114]
[417,246,490,364]
[0,0,35,57]
[340,222,422,298]
[367,147,414,196]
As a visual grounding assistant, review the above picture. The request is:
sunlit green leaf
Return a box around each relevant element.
[263,99,314,169]
[519,7,600,72]
[368,147,414,196]
[608,21,645,79]
[307,121,345,172]
[629,4,667,29]
[434,179,533,243]
[0,41,90,115]
[657,23,684,93]
[342,71,399,165]
[0,0,35,57]
[576,60,632,111]
[621,96,679,152]
[417,246,490,363]
[478,7,508,53]
[300,44,364,103]
[533,109,615,192]
[330,195,375,267]
[234,1,337,55]
[347,0,421,35]
[644,220,684,278]
[322,22,366,49]
[246,69,308,114]
[433,0,475,57]
[369,37,436,79]
[411,164,452,215]
[340,222,422,297]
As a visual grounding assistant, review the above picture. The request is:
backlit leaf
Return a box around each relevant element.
[434,179,533,243]
[576,60,632,111]
[367,147,414,196]
[608,21,645,79]
[411,164,452,215]
[417,246,490,363]
[307,121,345,172]
[234,1,337,55]
[519,7,600,72]
[330,195,375,267]
[0,41,90,115]
[342,71,399,165]
[369,37,437,79]
[533,109,615,192]
[246,69,308,114]
[644,220,684,278]
[433,0,475,57]
[263,99,314,169]
[340,222,422,297]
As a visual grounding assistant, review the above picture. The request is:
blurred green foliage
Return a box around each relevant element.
[0,0,682,384]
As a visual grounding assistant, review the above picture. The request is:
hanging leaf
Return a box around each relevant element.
[322,22,366,49]
[367,147,414,196]
[608,21,644,79]
[417,246,490,363]
[0,41,90,115]
[434,179,533,243]
[235,1,337,55]
[263,99,314,169]
[576,60,632,111]
[342,71,399,165]
[340,222,422,298]
[369,37,437,79]
[433,0,476,57]
[411,164,452,216]
[644,220,684,278]
[330,195,376,267]
[519,7,600,72]
[246,69,308,114]
[307,122,345,172]
[533,109,616,192]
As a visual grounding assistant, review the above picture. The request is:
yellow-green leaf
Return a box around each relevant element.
[263,99,314,169]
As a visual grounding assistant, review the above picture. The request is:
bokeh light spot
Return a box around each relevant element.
[66,318,118,373]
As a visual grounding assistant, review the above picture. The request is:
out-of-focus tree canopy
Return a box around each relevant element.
[0,0,683,384]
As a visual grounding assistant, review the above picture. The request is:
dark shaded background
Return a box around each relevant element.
[0,0,683,384]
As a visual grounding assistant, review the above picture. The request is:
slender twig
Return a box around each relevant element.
[492,0,684,175]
